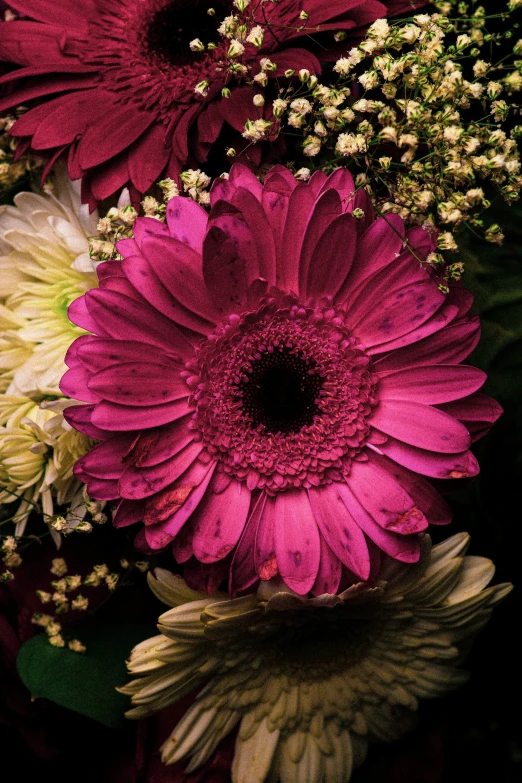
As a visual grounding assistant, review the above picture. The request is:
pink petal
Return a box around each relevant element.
[347,459,429,535]
[0,74,97,113]
[88,362,188,406]
[202,225,249,313]
[230,495,265,593]
[254,495,279,582]
[298,189,341,298]
[308,484,370,579]
[378,364,486,404]
[118,441,204,500]
[377,436,479,479]
[370,399,471,453]
[7,0,93,26]
[144,462,217,548]
[369,452,452,526]
[128,123,170,193]
[113,499,146,529]
[75,337,183,372]
[438,392,503,441]
[171,518,196,563]
[166,197,208,254]
[126,417,193,467]
[228,187,277,285]
[192,480,251,563]
[279,183,319,292]
[73,466,120,501]
[344,214,405,293]
[84,289,194,356]
[79,435,136,479]
[63,403,108,440]
[139,234,220,326]
[311,535,342,596]
[91,398,191,431]
[337,483,421,562]
[305,213,358,300]
[68,295,110,336]
[373,316,481,372]
[60,365,101,403]
[273,491,321,595]
[78,106,153,169]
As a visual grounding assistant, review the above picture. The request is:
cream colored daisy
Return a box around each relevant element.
[0,166,99,396]
[0,395,92,536]
[122,534,511,783]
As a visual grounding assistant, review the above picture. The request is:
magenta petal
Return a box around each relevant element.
[127,417,193,467]
[76,337,182,372]
[311,535,342,596]
[230,495,265,593]
[377,436,479,479]
[192,480,251,563]
[62,403,108,440]
[68,295,110,336]
[79,435,136,479]
[337,483,421,563]
[370,399,471,453]
[345,214,405,292]
[113,499,146,529]
[88,362,189,406]
[305,213,358,300]
[254,495,279,582]
[298,189,341,298]
[128,123,170,193]
[73,466,120,501]
[202,225,250,313]
[273,491,320,595]
[166,197,208,254]
[378,364,486,404]
[78,107,153,169]
[369,452,452,526]
[144,462,217,549]
[91,398,191,431]
[347,459,429,535]
[171,519,196,564]
[439,392,503,433]
[228,187,277,286]
[118,441,204,500]
[279,183,319,292]
[60,365,101,403]
[307,484,370,580]
[84,289,195,356]
[373,316,481,372]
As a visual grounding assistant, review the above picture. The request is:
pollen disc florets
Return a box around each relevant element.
[189,294,377,493]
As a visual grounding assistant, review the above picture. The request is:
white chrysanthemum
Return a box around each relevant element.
[0,395,92,536]
[122,535,511,783]
[0,167,98,396]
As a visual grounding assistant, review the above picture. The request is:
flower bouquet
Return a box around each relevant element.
[0,0,520,780]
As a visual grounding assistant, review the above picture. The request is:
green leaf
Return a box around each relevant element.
[17,624,153,728]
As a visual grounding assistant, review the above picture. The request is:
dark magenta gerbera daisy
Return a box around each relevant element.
[0,0,422,204]
[60,164,501,596]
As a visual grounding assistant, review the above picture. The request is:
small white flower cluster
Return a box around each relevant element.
[244,9,522,266]
[0,534,21,582]
[180,168,212,205]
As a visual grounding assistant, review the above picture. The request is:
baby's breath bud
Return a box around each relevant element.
[50,558,67,577]
[299,69,310,82]
[1,536,17,553]
[358,71,379,91]
[491,100,509,122]
[456,34,472,50]
[246,26,264,47]
[49,634,65,648]
[272,98,288,117]
[242,118,273,141]
[71,595,89,611]
[303,135,322,156]
[485,224,504,243]
[141,196,160,216]
[437,231,459,251]
[3,553,21,568]
[253,72,268,87]
[314,120,328,138]
[68,639,86,653]
[379,126,397,144]
[234,0,249,10]
[207,7,215,15]
[426,252,445,267]
[334,31,347,42]
[290,98,312,115]
[189,38,205,52]
[194,80,209,97]
[36,590,52,603]
[65,575,82,592]
[221,87,231,98]
[381,84,397,99]
[352,208,365,219]
[473,60,489,78]
[253,94,265,107]
[105,573,119,591]
[75,521,93,533]
[135,561,150,573]
[379,156,392,170]
[260,58,277,72]
[93,512,107,524]
[158,179,180,200]
[96,217,112,234]
[299,10,309,20]
[0,571,14,583]
[487,81,503,99]
[333,58,353,77]
[207,42,216,50]
[295,168,311,181]
[308,75,318,89]
[284,69,295,78]
[504,72,522,93]
[226,147,236,157]
[227,39,245,58]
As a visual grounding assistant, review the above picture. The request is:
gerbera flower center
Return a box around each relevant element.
[238,349,323,435]
[188,295,378,493]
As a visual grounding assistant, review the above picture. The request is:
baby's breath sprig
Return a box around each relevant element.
[0,108,43,198]
[234,7,522,278]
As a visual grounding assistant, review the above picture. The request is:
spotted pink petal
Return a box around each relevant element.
[273,492,321,595]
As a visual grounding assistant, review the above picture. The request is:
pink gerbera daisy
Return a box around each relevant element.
[0,0,421,205]
[61,164,501,596]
